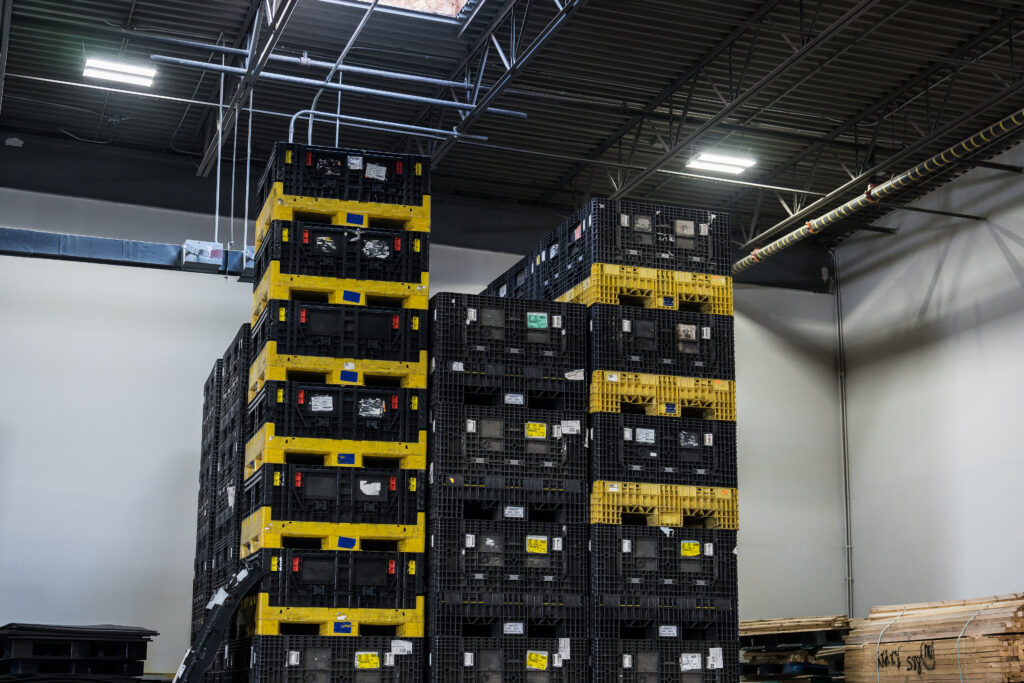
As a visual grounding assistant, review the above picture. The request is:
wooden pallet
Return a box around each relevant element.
[844,593,1024,682]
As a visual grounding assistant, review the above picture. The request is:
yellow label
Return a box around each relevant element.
[277,389,284,403]
[285,150,293,164]
[526,535,548,554]
[414,162,422,176]
[409,477,417,492]
[408,560,416,575]
[355,652,380,669]
[414,238,421,253]
[271,556,279,572]
[278,307,286,322]
[525,422,547,439]
[274,471,282,486]
[282,228,289,242]
[411,396,418,410]
[681,541,700,557]
[526,651,548,670]
[412,316,419,331]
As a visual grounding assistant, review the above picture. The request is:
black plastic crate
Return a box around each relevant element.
[203,359,224,450]
[430,371,587,413]
[430,636,588,682]
[429,518,588,594]
[429,474,587,525]
[253,222,429,286]
[592,637,740,682]
[481,253,538,300]
[430,293,586,376]
[244,464,424,525]
[590,413,738,488]
[244,634,425,681]
[590,602,738,636]
[430,403,588,480]
[589,305,735,380]
[249,381,427,443]
[253,300,426,363]
[250,548,422,609]
[209,524,242,591]
[590,527,737,605]
[222,323,252,387]
[430,598,588,637]
[258,141,430,207]
[219,324,252,448]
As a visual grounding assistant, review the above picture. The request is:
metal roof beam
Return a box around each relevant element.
[533,0,783,204]
[429,0,588,167]
[732,7,1024,244]
[195,0,299,177]
[609,0,884,201]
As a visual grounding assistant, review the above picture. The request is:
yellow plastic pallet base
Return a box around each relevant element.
[244,423,428,480]
[255,182,431,248]
[589,371,736,421]
[248,343,428,401]
[240,593,425,637]
[590,481,739,529]
[240,508,426,557]
[252,262,429,325]
[556,263,733,316]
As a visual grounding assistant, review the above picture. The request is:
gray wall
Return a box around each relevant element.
[838,141,1024,616]
[0,190,848,672]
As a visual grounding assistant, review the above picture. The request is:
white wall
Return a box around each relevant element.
[0,189,849,671]
[839,141,1024,616]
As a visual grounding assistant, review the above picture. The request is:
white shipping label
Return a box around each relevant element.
[621,539,632,553]
[348,155,363,170]
[390,640,413,655]
[552,537,563,551]
[344,362,356,370]
[704,543,714,556]
[704,433,714,446]
[504,393,525,406]
[607,483,619,492]
[636,428,656,444]
[464,653,474,667]
[226,486,235,508]
[504,505,525,519]
[559,639,571,660]
[552,315,563,329]
[384,653,395,667]
[607,373,619,382]
[358,480,383,497]
[622,654,633,669]
[466,307,478,323]
[659,625,678,638]
[699,223,710,236]
[561,420,581,434]
[549,244,559,258]
[622,319,632,333]
[552,653,563,667]
[503,622,524,635]
[623,428,633,441]
[702,326,712,339]
[451,361,465,372]
[310,395,334,412]
[620,213,630,227]
[565,369,585,381]
[466,419,477,433]
[357,398,385,418]
[708,648,723,669]
[365,163,388,181]
[680,653,702,672]
[287,650,301,666]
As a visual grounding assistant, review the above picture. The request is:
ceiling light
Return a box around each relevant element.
[84,58,156,87]
[686,151,756,175]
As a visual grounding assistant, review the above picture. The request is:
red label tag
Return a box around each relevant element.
[388,476,397,492]
[302,229,309,244]
[297,389,305,405]
[391,395,398,410]
[305,152,312,166]
[387,560,396,574]
[294,472,302,488]
[394,237,402,251]
[392,315,400,330]
[300,309,307,323]
[396,161,403,175]
[292,557,301,572]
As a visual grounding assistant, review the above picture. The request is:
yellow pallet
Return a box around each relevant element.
[252,262,429,325]
[244,423,427,480]
[240,507,426,556]
[556,263,733,315]
[589,371,736,421]
[240,593,424,637]
[248,343,427,401]
[590,481,739,529]
[255,181,431,247]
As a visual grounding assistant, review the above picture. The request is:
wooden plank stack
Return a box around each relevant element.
[845,594,1024,682]
[740,615,850,681]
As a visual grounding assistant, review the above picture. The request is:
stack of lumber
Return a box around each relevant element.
[741,615,851,681]
[845,593,1024,681]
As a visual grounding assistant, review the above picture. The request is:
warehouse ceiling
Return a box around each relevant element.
[2,0,1024,260]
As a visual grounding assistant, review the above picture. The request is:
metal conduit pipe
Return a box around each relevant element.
[122,29,470,90]
[308,0,379,145]
[732,105,1024,274]
[287,109,487,143]
[149,55,526,118]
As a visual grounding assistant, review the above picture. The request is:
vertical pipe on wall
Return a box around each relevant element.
[832,248,855,616]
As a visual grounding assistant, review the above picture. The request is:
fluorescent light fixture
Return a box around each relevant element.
[686,151,756,175]
[84,58,156,87]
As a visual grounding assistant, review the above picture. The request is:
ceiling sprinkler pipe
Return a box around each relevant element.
[287,109,487,143]
[732,105,1024,274]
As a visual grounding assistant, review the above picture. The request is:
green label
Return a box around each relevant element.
[527,312,549,329]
